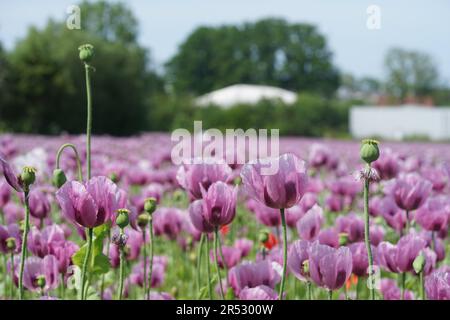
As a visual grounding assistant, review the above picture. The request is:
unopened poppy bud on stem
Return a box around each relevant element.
[79,44,94,63]
[144,197,157,215]
[360,139,380,164]
[116,208,130,229]
[21,166,36,188]
[258,229,269,244]
[137,213,150,228]
[339,232,349,246]
[52,168,67,188]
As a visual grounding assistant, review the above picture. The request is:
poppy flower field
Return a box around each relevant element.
[0,45,449,301]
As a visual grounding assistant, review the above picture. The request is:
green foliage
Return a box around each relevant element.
[166,18,340,96]
[0,1,162,135]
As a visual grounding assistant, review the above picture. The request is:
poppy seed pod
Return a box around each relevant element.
[6,237,16,251]
[116,209,130,229]
[52,169,67,189]
[360,139,380,164]
[144,197,157,215]
[21,166,36,188]
[79,44,94,63]
[35,275,46,289]
[137,213,150,228]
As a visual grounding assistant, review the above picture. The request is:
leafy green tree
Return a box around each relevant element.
[384,48,439,101]
[1,1,162,135]
[166,18,339,96]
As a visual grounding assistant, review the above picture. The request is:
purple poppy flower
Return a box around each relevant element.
[378,196,406,233]
[0,223,21,254]
[148,292,174,300]
[239,285,278,300]
[308,144,332,169]
[188,199,214,233]
[201,181,237,227]
[425,270,450,300]
[0,155,22,192]
[318,228,340,248]
[27,224,66,258]
[329,176,361,199]
[241,153,308,209]
[228,260,281,296]
[56,176,121,228]
[391,173,432,211]
[372,149,400,180]
[415,196,449,232]
[3,202,24,224]
[176,159,232,200]
[296,204,323,240]
[380,279,415,300]
[234,238,253,258]
[369,224,385,246]
[423,167,447,192]
[26,189,51,220]
[396,234,427,273]
[288,240,310,282]
[0,179,11,208]
[210,245,243,268]
[153,207,184,239]
[110,228,144,266]
[246,199,280,227]
[308,241,352,290]
[130,256,168,288]
[23,255,59,292]
[50,240,79,275]
[418,248,437,276]
[284,204,305,228]
[349,242,378,277]
[335,213,364,243]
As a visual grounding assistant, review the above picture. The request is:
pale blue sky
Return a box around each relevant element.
[1,0,449,82]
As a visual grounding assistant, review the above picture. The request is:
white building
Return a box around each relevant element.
[195,84,297,108]
[350,105,450,141]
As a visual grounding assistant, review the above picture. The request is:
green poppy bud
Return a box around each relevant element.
[137,213,150,228]
[36,275,46,289]
[258,229,269,244]
[109,172,119,183]
[339,233,349,246]
[20,166,36,188]
[144,197,157,215]
[360,139,380,164]
[413,253,426,274]
[116,208,130,229]
[52,168,67,188]
[6,237,16,251]
[79,44,94,63]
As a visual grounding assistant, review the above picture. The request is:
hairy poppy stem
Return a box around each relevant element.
[363,164,375,300]
[279,208,288,300]
[118,230,125,300]
[18,189,30,300]
[214,228,225,299]
[401,272,406,300]
[328,289,333,300]
[217,232,228,282]
[10,251,14,299]
[196,233,205,298]
[84,64,93,181]
[307,281,312,300]
[100,231,111,300]
[55,143,83,182]
[419,271,425,300]
[80,227,93,300]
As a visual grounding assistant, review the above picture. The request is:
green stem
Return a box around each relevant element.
[3,253,7,298]
[307,281,312,300]
[356,276,360,300]
[279,208,288,300]
[328,289,333,300]
[363,168,375,300]
[80,228,93,300]
[118,230,125,300]
[60,273,65,300]
[55,143,83,182]
[196,234,205,298]
[401,272,406,300]
[214,228,225,299]
[405,210,410,233]
[18,189,30,300]
[431,231,435,251]
[142,229,147,300]
[84,64,93,181]
[10,252,14,299]
[419,272,424,300]
[146,219,154,300]
[217,231,228,280]
[100,231,110,300]
[205,235,213,300]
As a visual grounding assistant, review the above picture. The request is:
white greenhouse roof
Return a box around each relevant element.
[195,84,297,108]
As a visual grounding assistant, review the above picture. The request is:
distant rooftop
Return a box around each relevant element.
[195,84,297,108]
